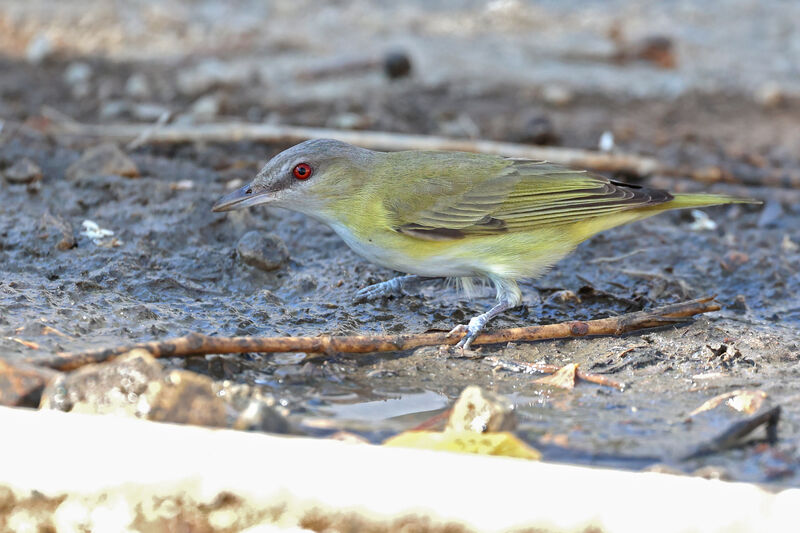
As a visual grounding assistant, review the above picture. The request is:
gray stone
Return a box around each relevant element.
[144,369,234,428]
[3,158,42,184]
[124,72,151,99]
[39,350,292,433]
[190,94,221,120]
[26,33,54,64]
[40,349,163,415]
[541,84,574,106]
[63,62,92,86]
[176,59,255,96]
[65,143,140,180]
[131,102,171,121]
[237,231,289,271]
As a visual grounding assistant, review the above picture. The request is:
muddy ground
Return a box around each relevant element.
[1,0,799,486]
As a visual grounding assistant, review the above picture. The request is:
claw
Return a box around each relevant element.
[353,275,419,303]
[353,285,388,303]
[457,315,488,350]
[446,324,468,339]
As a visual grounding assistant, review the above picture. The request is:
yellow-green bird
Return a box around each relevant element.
[212,139,755,350]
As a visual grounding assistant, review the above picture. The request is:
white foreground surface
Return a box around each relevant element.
[0,406,797,532]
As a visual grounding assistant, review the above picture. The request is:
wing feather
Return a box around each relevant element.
[388,158,672,241]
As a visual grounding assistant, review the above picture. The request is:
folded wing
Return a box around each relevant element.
[388,159,672,241]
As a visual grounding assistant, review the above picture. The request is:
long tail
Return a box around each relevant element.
[569,191,759,242]
[666,193,760,209]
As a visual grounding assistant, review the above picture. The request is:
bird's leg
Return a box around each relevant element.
[448,277,522,351]
[449,300,513,350]
[354,274,421,303]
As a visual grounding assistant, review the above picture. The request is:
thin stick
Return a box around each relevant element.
[46,120,661,176]
[125,110,172,151]
[680,405,781,460]
[34,297,720,372]
[485,358,625,390]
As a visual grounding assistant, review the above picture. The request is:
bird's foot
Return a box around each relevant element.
[442,298,515,355]
[441,317,486,357]
[450,314,489,351]
[354,275,419,303]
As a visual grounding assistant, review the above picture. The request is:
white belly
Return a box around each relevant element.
[329,222,478,277]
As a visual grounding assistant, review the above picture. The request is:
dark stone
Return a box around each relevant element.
[146,370,232,428]
[3,158,42,184]
[237,231,289,271]
[383,51,412,79]
[514,113,560,145]
[0,360,60,407]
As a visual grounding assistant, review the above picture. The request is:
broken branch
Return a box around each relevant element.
[34,297,720,372]
[486,358,625,390]
[46,119,661,176]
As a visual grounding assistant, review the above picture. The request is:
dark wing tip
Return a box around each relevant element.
[395,224,466,241]
[608,179,673,206]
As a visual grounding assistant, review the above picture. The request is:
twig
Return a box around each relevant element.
[663,165,800,190]
[589,248,650,264]
[680,405,781,461]
[33,296,720,372]
[484,358,625,390]
[45,119,661,176]
[125,110,172,150]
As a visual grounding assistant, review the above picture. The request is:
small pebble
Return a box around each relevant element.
[688,210,717,231]
[599,131,615,152]
[26,33,54,64]
[124,73,151,99]
[169,180,194,191]
[3,158,42,184]
[757,201,783,228]
[781,234,799,253]
[542,84,574,106]
[755,81,785,108]
[730,294,748,312]
[66,143,140,180]
[328,112,369,130]
[515,113,559,145]
[190,94,221,120]
[131,103,171,122]
[176,59,255,96]
[63,62,93,86]
[237,231,289,271]
[383,51,412,79]
[80,220,115,245]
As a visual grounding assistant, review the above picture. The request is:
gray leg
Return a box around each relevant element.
[448,276,522,351]
[449,300,512,350]
[354,274,421,303]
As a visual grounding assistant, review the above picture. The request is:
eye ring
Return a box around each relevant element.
[292,163,312,180]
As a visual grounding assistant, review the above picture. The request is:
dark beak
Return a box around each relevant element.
[212,183,273,212]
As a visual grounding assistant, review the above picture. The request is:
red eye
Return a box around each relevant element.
[293,163,312,180]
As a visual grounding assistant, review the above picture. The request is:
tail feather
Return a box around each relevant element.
[667,193,761,209]
[569,191,760,242]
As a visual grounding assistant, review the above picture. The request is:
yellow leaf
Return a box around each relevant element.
[384,430,541,460]
[534,363,578,389]
[689,389,768,417]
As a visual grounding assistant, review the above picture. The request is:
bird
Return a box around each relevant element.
[212,139,756,350]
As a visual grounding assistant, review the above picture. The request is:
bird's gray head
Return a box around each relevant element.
[211,139,375,213]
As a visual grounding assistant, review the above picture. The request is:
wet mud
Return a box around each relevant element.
[1,0,799,486]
